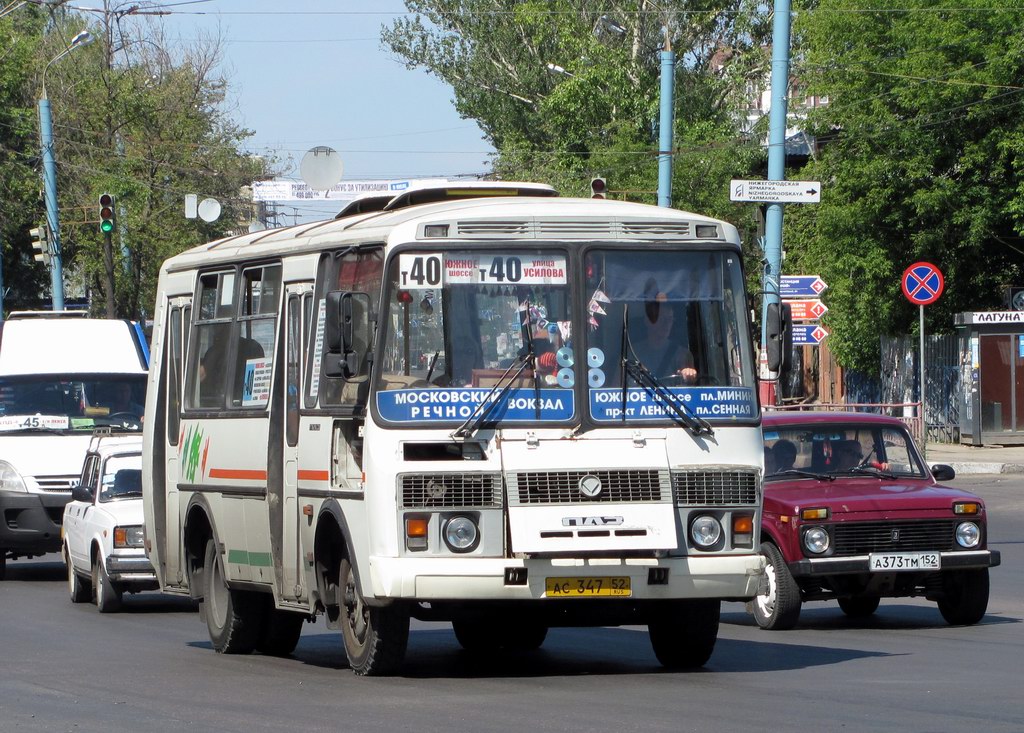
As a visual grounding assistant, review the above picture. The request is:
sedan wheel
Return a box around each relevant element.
[92,554,122,613]
[65,545,91,603]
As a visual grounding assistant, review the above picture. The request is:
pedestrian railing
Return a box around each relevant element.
[765,402,924,444]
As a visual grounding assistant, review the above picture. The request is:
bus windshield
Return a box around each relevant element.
[376,249,575,425]
[584,248,756,423]
[0,375,147,433]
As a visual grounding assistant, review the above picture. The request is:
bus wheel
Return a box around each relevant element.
[338,557,409,676]
[453,620,548,652]
[92,554,123,613]
[648,599,720,669]
[257,608,305,657]
[202,539,264,654]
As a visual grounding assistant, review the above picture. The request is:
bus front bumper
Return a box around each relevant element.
[368,554,765,602]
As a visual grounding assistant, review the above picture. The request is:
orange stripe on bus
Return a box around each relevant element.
[297,470,330,482]
[208,468,267,481]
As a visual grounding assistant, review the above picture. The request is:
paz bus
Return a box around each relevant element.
[142,182,771,675]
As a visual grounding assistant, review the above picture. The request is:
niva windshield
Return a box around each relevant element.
[584,249,756,423]
[376,249,575,425]
[0,375,146,433]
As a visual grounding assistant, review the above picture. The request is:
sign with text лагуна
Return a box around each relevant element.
[730,179,821,204]
[783,298,828,321]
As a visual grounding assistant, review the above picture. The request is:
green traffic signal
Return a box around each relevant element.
[99,193,115,233]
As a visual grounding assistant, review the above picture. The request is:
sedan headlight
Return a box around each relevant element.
[443,516,479,553]
[690,515,722,548]
[113,525,145,549]
[803,526,830,554]
[956,521,981,549]
[0,460,28,493]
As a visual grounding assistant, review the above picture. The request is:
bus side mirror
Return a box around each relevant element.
[324,291,372,380]
[765,301,792,373]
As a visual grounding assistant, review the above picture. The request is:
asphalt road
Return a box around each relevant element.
[1,475,1021,733]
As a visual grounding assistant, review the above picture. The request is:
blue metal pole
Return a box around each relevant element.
[38,94,65,311]
[760,0,792,378]
[657,44,675,208]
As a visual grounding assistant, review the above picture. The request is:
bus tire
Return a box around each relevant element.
[257,608,305,657]
[92,553,123,613]
[202,539,264,654]
[339,557,409,676]
[453,620,548,652]
[648,599,720,669]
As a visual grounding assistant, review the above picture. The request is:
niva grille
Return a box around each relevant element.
[508,469,670,505]
[671,470,759,506]
[400,473,502,509]
[832,520,957,555]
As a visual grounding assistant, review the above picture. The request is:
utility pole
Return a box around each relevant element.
[760,0,793,405]
[38,90,65,311]
[657,26,675,208]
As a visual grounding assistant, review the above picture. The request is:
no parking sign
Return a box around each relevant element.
[902,262,944,306]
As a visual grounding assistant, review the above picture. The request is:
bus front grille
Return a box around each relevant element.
[671,469,759,506]
[507,469,671,505]
[399,473,503,509]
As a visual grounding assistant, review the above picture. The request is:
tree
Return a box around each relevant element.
[788,0,1024,372]
[12,4,271,319]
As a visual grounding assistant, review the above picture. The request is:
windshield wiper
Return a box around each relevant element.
[618,305,713,437]
[772,468,835,481]
[846,465,898,479]
[451,351,535,440]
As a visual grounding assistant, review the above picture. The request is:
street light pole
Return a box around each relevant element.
[38,29,93,312]
[657,30,675,208]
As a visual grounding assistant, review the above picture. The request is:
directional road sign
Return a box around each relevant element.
[780,275,828,298]
[730,179,821,203]
[902,262,944,306]
[784,298,829,321]
[792,324,830,346]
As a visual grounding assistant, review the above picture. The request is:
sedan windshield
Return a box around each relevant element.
[0,375,146,433]
[763,423,927,479]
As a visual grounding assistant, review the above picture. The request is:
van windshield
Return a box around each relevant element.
[0,375,146,433]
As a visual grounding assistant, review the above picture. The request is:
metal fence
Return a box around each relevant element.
[765,401,924,444]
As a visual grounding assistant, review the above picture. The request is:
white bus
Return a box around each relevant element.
[142,183,770,675]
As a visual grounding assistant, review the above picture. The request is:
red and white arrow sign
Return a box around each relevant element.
[783,298,829,321]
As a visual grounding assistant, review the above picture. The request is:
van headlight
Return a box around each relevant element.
[0,460,28,493]
[956,521,981,549]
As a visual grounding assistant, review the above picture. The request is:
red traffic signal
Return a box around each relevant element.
[590,177,607,199]
[99,193,115,233]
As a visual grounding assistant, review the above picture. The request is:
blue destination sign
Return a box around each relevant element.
[590,387,756,422]
[780,275,828,298]
[377,388,575,423]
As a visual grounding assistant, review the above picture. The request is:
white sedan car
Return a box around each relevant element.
[62,437,157,612]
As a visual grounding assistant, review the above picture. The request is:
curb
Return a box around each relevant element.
[943,462,1024,475]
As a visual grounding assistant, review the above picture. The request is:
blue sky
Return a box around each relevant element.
[159,0,495,220]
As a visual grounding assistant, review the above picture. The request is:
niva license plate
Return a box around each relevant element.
[869,552,941,572]
[545,576,631,597]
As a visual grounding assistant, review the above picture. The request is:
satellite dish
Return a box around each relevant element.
[300,146,344,191]
[197,197,221,222]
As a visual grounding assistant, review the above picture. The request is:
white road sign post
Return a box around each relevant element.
[730,179,821,203]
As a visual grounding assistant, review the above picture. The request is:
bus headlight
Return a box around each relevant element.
[0,460,28,493]
[690,516,722,548]
[803,527,830,554]
[443,516,479,553]
[956,521,981,549]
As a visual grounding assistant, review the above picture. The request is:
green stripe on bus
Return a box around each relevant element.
[227,549,249,564]
[248,552,272,567]
[227,549,273,567]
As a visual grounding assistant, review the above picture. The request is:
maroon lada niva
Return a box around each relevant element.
[752,411,1000,630]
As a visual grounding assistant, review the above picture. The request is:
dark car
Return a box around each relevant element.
[751,411,1000,630]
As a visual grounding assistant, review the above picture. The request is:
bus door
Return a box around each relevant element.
[163,296,191,588]
[276,283,313,602]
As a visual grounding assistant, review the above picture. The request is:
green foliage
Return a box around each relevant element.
[790,0,1024,372]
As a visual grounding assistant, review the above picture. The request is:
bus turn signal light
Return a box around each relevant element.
[406,517,428,551]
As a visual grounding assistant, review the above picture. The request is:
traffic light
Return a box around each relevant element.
[590,177,607,199]
[99,193,115,234]
[30,223,50,264]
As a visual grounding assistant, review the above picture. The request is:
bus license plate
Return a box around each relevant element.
[545,577,631,598]
[869,552,940,572]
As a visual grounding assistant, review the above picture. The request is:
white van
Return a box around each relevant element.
[0,312,149,579]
